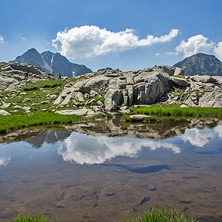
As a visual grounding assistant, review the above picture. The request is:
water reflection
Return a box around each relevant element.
[0,120,222,221]
[58,133,181,165]
[181,125,222,147]
[0,156,10,167]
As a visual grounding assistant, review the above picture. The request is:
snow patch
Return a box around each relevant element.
[42,60,53,73]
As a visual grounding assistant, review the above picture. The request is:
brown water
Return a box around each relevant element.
[0,119,222,221]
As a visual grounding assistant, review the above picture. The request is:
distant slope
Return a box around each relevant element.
[174,53,222,76]
[10,48,92,77]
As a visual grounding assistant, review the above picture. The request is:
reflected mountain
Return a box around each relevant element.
[0,128,71,147]
[25,130,72,147]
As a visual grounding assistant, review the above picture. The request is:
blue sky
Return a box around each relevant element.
[0,0,222,71]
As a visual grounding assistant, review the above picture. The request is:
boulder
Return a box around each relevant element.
[74,92,85,102]
[134,74,165,104]
[55,108,95,116]
[129,115,149,122]
[174,67,184,76]
[105,89,123,111]
[191,75,217,83]
[84,76,110,93]
[171,77,190,87]
[0,110,10,115]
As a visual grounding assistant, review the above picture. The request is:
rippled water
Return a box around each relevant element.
[0,119,222,222]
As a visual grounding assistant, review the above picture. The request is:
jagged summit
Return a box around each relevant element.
[10,48,92,77]
[174,53,222,76]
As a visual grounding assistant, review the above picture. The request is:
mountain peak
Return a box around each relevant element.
[10,49,92,77]
[174,53,222,76]
[27,48,38,53]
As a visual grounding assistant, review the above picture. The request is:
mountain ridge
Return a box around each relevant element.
[10,48,92,77]
[174,53,222,76]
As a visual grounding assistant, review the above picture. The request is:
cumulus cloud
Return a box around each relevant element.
[58,132,180,165]
[52,25,179,59]
[214,42,222,61]
[176,35,214,58]
[0,35,4,44]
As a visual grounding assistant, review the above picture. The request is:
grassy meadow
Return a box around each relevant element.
[130,104,222,117]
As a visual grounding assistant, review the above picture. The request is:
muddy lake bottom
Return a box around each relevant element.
[0,119,222,222]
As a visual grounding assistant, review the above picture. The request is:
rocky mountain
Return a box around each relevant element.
[10,48,92,77]
[174,53,222,76]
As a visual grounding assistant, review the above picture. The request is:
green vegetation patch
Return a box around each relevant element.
[22,79,64,91]
[130,104,222,117]
[7,214,61,222]
[122,208,197,222]
[0,112,84,134]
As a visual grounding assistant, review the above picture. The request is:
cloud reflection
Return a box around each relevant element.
[0,156,11,167]
[58,133,180,165]
[181,125,222,147]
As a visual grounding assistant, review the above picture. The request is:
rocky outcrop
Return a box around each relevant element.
[167,75,222,107]
[54,66,222,111]
[0,62,56,91]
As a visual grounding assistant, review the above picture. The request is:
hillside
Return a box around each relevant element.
[1,63,222,120]
[174,53,222,76]
[10,48,92,77]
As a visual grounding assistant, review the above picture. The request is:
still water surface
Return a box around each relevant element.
[0,120,222,221]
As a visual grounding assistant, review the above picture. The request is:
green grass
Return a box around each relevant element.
[120,114,157,122]
[0,112,84,134]
[22,79,64,91]
[7,214,61,222]
[130,105,222,117]
[8,215,48,222]
[122,208,197,222]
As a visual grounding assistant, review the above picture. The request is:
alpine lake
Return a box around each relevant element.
[0,117,222,222]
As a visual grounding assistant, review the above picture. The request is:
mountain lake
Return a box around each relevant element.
[0,118,222,222]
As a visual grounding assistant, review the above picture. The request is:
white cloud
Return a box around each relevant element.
[176,35,214,58]
[0,35,4,44]
[214,42,222,61]
[58,133,180,165]
[52,25,179,59]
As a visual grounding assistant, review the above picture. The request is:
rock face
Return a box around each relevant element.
[54,66,179,111]
[174,53,222,76]
[53,65,222,111]
[0,62,56,91]
[10,48,92,77]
